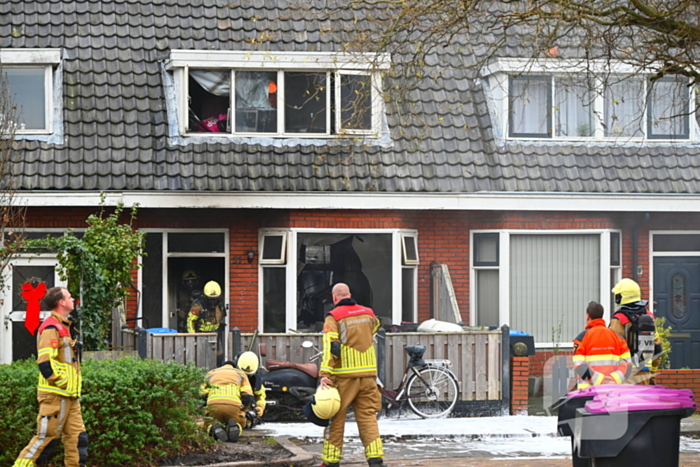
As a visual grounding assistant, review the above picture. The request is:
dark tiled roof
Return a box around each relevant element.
[3,0,700,194]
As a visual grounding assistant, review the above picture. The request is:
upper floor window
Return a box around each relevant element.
[1,49,61,135]
[166,51,390,138]
[485,59,694,142]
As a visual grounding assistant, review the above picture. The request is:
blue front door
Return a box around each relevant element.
[653,257,700,369]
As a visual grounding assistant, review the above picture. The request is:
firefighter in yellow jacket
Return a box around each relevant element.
[319,283,384,467]
[235,351,266,427]
[13,287,88,467]
[202,361,255,442]
[188,280,226,366]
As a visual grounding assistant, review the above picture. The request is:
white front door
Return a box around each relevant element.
[1,257,65,364]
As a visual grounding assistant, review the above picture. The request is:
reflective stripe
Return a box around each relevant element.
[322,440,342,463]
[321,331,338,374]
[208,383,242,403]
[364,437,383,460]
[591,372,605,385]
[610,371,624,384]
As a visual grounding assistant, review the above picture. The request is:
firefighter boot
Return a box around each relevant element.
[227,419,241,442]
[210,422,228,442]
[368,459,384,466]
[320,463,340,467]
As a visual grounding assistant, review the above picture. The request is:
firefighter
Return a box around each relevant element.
[177,270,199,332]
[573,301,632,390]
[201,361,255,442]
[234,351,266,426]
[187,280,226,366]
[610,278,663,384]
[13,287,88,467]
[318,283,384,467]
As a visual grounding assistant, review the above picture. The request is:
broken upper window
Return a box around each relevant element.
[0,49,61,135]
[167,50,390,138]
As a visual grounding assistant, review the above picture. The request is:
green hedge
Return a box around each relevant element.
[0,358,212,466]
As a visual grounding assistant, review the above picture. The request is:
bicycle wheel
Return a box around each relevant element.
[405,366,459,418]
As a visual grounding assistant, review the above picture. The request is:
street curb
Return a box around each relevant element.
[190,436,314,467]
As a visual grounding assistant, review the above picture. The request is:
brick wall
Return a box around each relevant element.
[19,207,700,334]
[656,369,700,412]
[511,356,530,415]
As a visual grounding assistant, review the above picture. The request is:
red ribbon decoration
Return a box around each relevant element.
[21,282,47,335]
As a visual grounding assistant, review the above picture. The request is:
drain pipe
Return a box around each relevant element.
[632,213,650,282]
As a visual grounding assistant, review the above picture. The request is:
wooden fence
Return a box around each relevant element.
[114,327,507,403]
[237,330,503,402]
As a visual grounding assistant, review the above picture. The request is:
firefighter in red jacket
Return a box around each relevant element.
[319,283,384,467]
[13,287,88,467]
[573,301,632,390]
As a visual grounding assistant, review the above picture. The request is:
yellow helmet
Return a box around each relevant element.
[309,386,341,421]
[203,281,222,298]
[182,269,198,282]
[612,278,641,305]
[236,351,259,375]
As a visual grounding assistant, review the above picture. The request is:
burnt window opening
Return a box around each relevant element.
[188,69,230,134]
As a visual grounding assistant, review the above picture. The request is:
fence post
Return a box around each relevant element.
[376,327,386,386]
[501,324,511,415]
[137,328,148,360]
[232,327,241,359]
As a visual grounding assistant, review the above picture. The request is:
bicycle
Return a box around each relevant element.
[380,345,460,418]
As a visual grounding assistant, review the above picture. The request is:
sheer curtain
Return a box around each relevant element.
[190,69,230,96]
[649,77,688,138]
[605,77,644,137]
[555,77,594,137]
[509,76,550,136]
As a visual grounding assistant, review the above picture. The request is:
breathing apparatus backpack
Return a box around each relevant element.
[615,304,656,369]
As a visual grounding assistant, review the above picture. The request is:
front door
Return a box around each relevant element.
[1,257,65,364]
[653,256,700,369]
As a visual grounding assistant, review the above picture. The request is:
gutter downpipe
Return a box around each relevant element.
[632,213,650,282]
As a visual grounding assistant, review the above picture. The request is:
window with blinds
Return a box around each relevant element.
[509,235,600,345]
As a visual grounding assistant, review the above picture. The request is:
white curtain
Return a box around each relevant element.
[555,77,594,137]
[235,71,274,109]
[190,69,230,96]
[605,77,644,137]
[510,235,600,345]
[510,76,550,136]
[649,78,688,137]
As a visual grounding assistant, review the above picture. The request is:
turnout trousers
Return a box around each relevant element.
[322,376,383,464]
[208,402,245,433]
[14,394,87,467]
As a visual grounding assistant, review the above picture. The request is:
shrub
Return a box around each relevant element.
[655,317,673,370]
[0,357,212,467]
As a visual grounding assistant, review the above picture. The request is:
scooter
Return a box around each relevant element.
[260,340,321,421]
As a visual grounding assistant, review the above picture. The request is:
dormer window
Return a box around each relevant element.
[0,49,61,135]
[167,51,390,138]
[485,59,694,142]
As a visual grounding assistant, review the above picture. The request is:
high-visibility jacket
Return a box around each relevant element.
[36,311,82,398]
[203,364,253,406]
[573,318,632,389]
[246,371,267,416]
[187,297,223,333]
[320,299,381,379]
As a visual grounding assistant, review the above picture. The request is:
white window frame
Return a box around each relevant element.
[167,50,390,138]
[649,230,700,318]
[400,231,420,265]
[0,49,61,135]
[483,58,697,143]
[470,229,618,348]
[137,229,229,333]
[258,227,417,332]
[259,230,288,265]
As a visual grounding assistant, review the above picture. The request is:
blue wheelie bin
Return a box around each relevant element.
[573,387,696,467]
